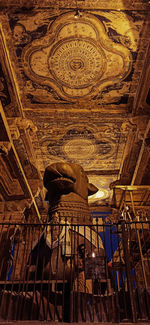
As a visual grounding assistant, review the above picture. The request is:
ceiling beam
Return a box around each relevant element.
[0,101,42,222]
[0,25,24,118]
[131,120,150,185]
[86,169,119,175]
[114,185,150,190]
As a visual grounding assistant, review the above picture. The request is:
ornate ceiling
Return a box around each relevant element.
[0,0,150,220]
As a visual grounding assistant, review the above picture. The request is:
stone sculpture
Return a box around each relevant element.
[0,162,106,321]
[27,162,104,282]
[43,161,98,224]
[24,162,106,322]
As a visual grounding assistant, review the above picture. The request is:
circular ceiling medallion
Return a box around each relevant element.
[48,38,106,89]
[63,138,96,160]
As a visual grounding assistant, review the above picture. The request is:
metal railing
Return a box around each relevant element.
[0,219,149,322]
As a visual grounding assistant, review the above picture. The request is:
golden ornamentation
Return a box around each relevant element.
[22,11,132,101]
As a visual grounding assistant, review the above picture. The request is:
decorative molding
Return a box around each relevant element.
[0,142,11,155]
[9,125,20,140]
[0,0,150,10]
[8,118,37,133]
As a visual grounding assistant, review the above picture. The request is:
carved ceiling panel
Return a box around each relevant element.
[21,11,132,101]
[0,7,146,109]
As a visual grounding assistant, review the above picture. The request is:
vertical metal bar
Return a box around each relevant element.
[141,221,150,271]
[0,215,12,280]
[110,223,114,291]
[89,225,93,322]
[102,218,107,321]
[54,221,61,322]
[84,224,87,322]
[17,223,27,319]
[130,191,148,290]
[69,221,73,323]
[106,224,112,322]
[120,218,137,322]
[109,223,116,322]
[8,223,22,321]
[73,223,76,322]
[28,223,37,320]
[106,223,111,321]
[95,218,104,321]
[15,223,29,320]
[91,225,95,322]
[132,221,147,321]
[65,217,71,323]
[45,221,53,321]
[141,221,150,298]
[32,224,42,319]
[0,213,7,279]
[134,221,150,320]
[38,222,46,320]
[134,221,147,286]
[31,223,43,320]
[62,219,66,322]
[0,217,13,319]
[2,221,13,320]
[131,247,142,320]
[115,222,121,322]
[117,223,128,320]
[19,224,32,320]
[76,223,79,322]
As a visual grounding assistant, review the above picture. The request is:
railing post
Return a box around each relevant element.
[120,218,137,322]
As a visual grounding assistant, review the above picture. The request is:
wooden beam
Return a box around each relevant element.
[86,169,119,175]
[114,185,150,190]
[0,102,42,222]
[0,25,24,118]
[131,120,150,185]
[124,205,150,209]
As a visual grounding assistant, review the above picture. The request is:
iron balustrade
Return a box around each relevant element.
[0,220,149,322]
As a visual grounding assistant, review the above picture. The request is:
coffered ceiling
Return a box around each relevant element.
[0,0,150,220]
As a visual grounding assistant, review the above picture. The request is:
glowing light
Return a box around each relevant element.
[92,252,96,258]
[95,190,105,199]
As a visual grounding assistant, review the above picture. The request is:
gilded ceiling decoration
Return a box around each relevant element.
[22,11,132,101]
[26,110,128,171]
[2,7,144,108]
[47,126,115,167]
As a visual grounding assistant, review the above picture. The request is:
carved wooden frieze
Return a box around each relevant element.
[0,5,147,112]
[22,11,132,102]
[1,7,145,110]
[0,155,25,200]
[0,0,150,10]
[25,110,129,170]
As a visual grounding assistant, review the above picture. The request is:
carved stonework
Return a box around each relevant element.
[8,118,37,133]
[0,142,11,155]
[0,156,24,200]
[9,126,20,140]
